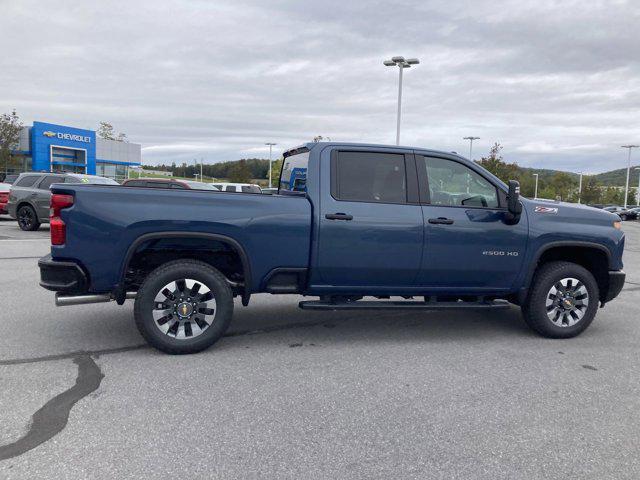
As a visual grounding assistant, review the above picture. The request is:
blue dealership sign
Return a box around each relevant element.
[31,121,97,174]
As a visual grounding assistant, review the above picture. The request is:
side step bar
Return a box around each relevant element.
[55,292,136,307]
[298,299,511,311]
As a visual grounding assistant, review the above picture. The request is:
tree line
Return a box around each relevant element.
[478,143,637,205]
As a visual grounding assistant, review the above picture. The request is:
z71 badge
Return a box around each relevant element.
[534,206,558,214]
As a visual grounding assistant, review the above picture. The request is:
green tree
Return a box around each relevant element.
[97,121,128,142]
[580,176,602,205]
[228,159,252,183]
[0,110,23,177]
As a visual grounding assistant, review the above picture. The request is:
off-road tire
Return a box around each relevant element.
[522,261,599,338]
[134,260,234,354]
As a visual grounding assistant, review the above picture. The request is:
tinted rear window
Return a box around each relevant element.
[333,151,407,204]
[15,175,41,188]
[38,176,66,190]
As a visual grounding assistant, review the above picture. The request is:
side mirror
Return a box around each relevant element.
[505,180,522,224]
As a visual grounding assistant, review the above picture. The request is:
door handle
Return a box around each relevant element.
[428,217,454,225]
[325,213,353,221]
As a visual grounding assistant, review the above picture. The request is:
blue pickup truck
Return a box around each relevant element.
[39,142,626,354]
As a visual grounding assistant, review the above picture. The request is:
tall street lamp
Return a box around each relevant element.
[621,145,639,209]
[533,173,539,199]
[384,56,419,145]
[578,172,583,204]
[265,142,277,188]
[635,167,640,207]
[463,136,480,160]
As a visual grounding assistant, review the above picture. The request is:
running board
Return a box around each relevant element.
[55,291,136,307]
[298,299,511,311]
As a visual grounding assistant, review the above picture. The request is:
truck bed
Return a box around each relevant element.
[50,185,312,293]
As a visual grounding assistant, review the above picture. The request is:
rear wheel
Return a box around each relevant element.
[134,260,234,354]
[522,261,599,338]
[17,205,40,231]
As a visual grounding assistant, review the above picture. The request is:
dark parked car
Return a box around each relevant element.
[7,172,118,231]
[618,207,640,221]
[123,178,220,191]
[602,206,625,213]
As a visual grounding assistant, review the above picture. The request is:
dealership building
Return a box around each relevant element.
[8,121,142,182]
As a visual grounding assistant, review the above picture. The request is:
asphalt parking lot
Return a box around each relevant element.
[1,216,639,479]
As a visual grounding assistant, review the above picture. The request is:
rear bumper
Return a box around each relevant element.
[604,270,625,304]
[38,254,88,293]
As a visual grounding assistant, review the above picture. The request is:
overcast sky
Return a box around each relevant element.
[1,0,638,172]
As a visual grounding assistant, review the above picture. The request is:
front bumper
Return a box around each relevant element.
[38,254,88,293]
[604,270,625,304]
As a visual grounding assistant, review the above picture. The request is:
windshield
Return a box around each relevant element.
[280,150,309,193]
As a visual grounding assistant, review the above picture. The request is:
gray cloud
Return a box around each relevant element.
[1,0,638,172]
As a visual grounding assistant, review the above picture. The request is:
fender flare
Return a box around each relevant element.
[117,231,252,305]
[518,240,611,303]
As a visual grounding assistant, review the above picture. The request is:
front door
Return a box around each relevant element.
[316,149,424,288]
[415,155,528,290]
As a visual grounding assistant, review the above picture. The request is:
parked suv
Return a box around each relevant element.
[7,172,118,231]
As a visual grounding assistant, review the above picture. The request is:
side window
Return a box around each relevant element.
[170,183,187,189]
[15,175,40,188]
[333,151,407,204]
[225,186,237,192]
[241,185,261,193]
[38,176,65,190]
[280,150,309,192]
[424,157,499,208]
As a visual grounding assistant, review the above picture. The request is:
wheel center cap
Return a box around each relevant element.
[176,302,193,318]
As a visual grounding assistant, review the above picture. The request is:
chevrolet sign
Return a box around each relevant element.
[42,131,91,143]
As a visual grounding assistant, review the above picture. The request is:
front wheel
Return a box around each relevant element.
[522,261,599,338]
[17,205,40,231]
[134,260,234,354]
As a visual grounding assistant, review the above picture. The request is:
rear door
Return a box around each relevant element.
[35,175,65,220]
[315,148,423,287]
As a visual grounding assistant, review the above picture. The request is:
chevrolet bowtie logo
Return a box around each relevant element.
[43,131,56,137]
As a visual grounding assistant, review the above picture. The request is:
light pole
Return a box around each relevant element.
[200,158,204,183]
[635,167,640,206]
[621,145,639,209]
[265,142,277,188]
[463,136,480,160]
[533,173,539,199]
[384,56,419,145]
[578,172,583,204]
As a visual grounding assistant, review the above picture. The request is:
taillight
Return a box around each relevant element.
[50,194,74,245]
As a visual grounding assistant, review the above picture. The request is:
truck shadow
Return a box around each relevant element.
[219,297,532,348]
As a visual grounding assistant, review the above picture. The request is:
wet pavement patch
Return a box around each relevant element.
[0,355,104,461]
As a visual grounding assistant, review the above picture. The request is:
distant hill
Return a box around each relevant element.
[592,165,640,186]
[518,165,640,187]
